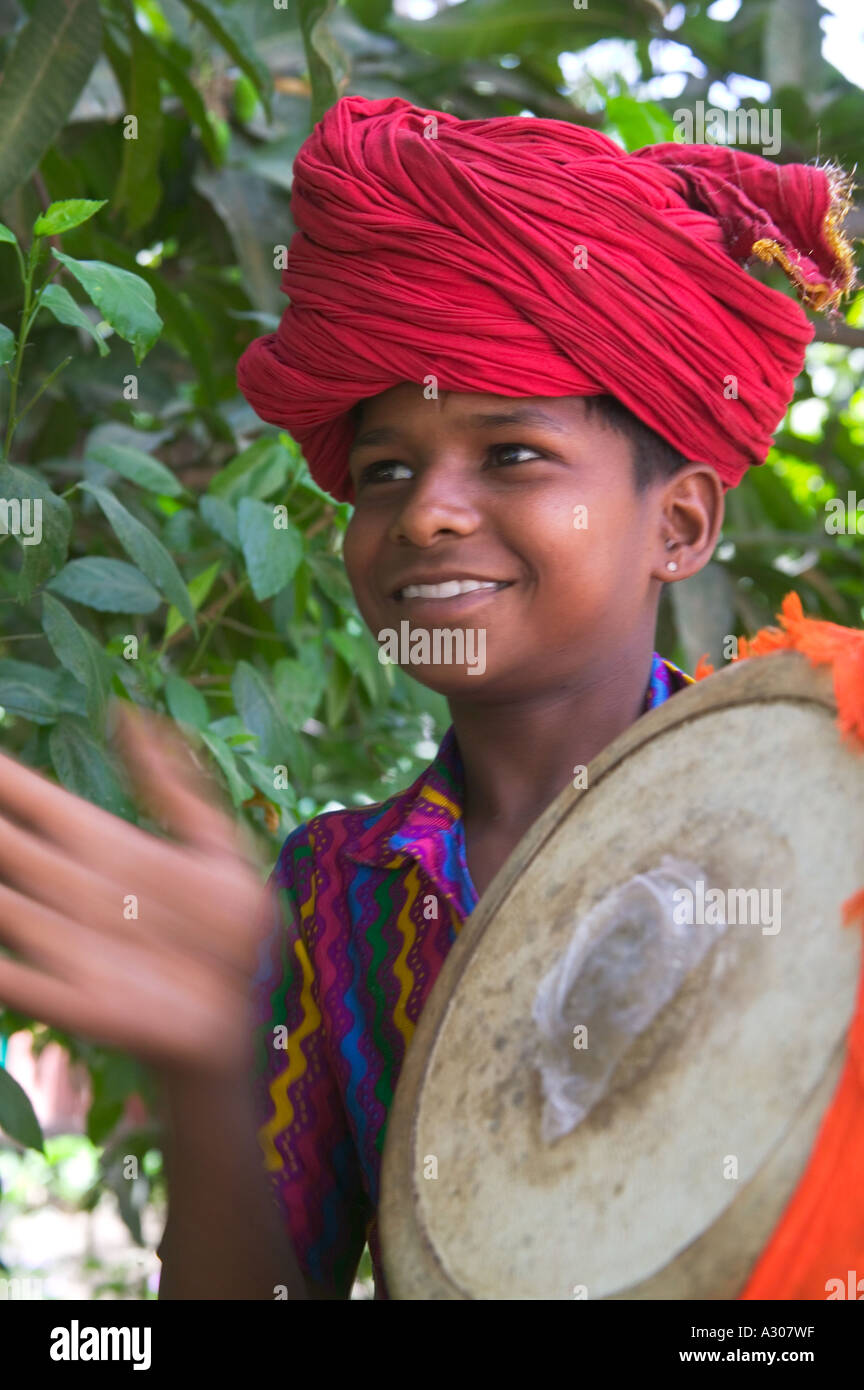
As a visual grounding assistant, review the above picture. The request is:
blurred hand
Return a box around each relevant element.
[0,704,270,1078]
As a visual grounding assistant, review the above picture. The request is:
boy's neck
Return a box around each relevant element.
[450,646,658,838]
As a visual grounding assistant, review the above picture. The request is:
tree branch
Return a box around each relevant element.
[810,319,864,349]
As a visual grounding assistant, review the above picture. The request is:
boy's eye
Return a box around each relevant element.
[358,460,413,486]
[489,443,543,467]
[357,442,542,488]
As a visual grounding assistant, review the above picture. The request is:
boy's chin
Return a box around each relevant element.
[397,665,492,695]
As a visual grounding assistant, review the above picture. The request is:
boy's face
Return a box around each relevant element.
[343,383,717,699]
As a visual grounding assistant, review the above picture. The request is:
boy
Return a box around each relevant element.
[0,95,854,1301]
[245,381,713,1299]
[233,95,854,1298]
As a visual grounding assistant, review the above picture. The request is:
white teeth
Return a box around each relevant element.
[400,579,500,599]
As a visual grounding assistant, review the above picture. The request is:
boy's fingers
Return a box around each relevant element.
[0,743,121,840]
[0,706,256,869]
[0,955,94,1039]
[0,809,180,941]
[0,952,194,1066]
[0,880,251,1067]
[0,719,267,1084]
[113,704,253,859]
[0,809,261,973]
[0,719,234,865]
[0,871,176,986]
[0,878,83,971]
[0,708,263,970]
[0,810,122,922]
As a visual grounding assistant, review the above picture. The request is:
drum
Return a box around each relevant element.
[379,652,864,1299]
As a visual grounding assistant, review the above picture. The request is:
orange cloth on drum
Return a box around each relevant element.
[738,948,864,1300]
[695,591,864,1300]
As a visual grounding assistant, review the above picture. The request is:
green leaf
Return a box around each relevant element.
[604,95,676,151]
[0,222,18,245]
[199,729,254,807]
[39,283,109,356]
[748,464,812,533]
[343,0,392,29]
[327,627,382,704]
[0,660,87,723]
[139,30,223,165]
[323,649,354,729]
[0,1065,44,1152]
[86,1095,123,1148]
[52,251,163,364]
[49,715,134,819]
[237,497,303,601]
[81,483,196,629]
[231,661,303,766]
[180,0,273,119]
[33,198,107,238]
[193,165,286,317]
[207,715,251,743]
[163,560,220,640]
[41,592,110,730]
[0,0,102,205]
[126,260,218,405]
[47,557,162,614]
[55,670,90,717]
[87,442,183,496]
[233,72,259,124]
[111,1156,147,1242]
[240,753,297,812]
[199,494,238,548]
[113,14,164,232]
[307,549,358,612]
[298,0,345,125]
[208,438,291,506]
[0,462,72,598]
[164,674,209,731]
[282,436,341,507]
[0,322,15,366]
[0,659,60,724]
[272,656,326,727]
[389,0,643,60]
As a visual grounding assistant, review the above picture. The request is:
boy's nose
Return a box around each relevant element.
[387,474,481,547]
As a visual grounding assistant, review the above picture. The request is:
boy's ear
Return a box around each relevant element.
[654,463,725,584]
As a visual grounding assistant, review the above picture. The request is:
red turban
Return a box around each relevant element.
[236,95,856,504]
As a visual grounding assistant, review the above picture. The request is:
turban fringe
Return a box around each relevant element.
[236,96,857,504]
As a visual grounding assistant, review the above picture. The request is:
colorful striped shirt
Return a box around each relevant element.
[251,652,694,1298]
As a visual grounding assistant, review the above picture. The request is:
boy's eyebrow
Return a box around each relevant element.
[350,406,569,452]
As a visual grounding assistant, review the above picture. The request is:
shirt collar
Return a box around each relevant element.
[344,722,463,856]
[344,653,689,900]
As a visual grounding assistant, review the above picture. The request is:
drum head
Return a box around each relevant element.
[379,653,864,1299]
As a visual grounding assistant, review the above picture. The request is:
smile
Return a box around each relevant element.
[394,579,513,601]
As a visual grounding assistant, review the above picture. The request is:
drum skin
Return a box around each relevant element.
[379,653,864,1300]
